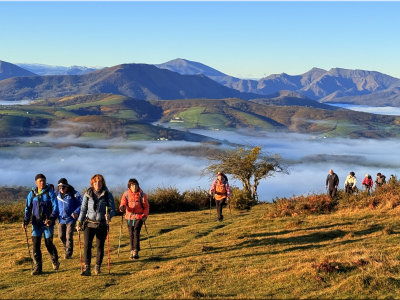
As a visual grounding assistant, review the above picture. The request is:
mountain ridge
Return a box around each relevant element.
[0,60,37,81]
[0,63,262,101]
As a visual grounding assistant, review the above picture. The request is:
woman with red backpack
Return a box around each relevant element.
[119,178,149,260]
[209,172,231,222]
[362,174,374,194]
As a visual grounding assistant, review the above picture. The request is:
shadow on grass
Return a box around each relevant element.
[237,222,353,240]
[194,223,228,239]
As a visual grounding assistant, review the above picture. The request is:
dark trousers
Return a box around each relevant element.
[328,187,337,199]
[216,198,226,221]
[32,235,58,265]
[83,226,107,266]
[345,185,355,194]
[128,218,143,251]
[58,223,74,256]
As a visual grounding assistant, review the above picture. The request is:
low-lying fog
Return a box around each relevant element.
[329,103,400,116]
[0,100,34,105]
[1,129,399,202]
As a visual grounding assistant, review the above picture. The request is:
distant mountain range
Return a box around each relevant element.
[2,58,400,106]
[156,59,400,106]
[14,63,102,76]
[0,60,37,81]
[0,63,261,101]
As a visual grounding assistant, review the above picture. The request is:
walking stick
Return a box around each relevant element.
[106,207,111,274]
[228,198,233,222]
[143,221,154,256]
[23,225,34,270]
[209,194,212,222]
[78,229,83,273]
[117,213,124,258]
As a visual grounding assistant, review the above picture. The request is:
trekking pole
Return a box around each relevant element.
[106,207,111,275]
[78,229,83,273]
[23,225,34,270]
[209,194,212,222]
[117,213,124,258]
[228,198,233,222]
[143,221,154,256]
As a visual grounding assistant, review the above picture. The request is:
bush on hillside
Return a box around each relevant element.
[182,187,210,208]
[266,193,337,218]
[147,185,199,213]
[229,188,257,210]
[265,179,400,219]
[0,201,25,223]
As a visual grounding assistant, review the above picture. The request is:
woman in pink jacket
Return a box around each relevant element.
[119,178,149,259]
[362,174,373,194]
[209,172,231,222]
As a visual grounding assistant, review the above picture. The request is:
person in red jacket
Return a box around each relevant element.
[119,178,149,259]
[362,174,373,194]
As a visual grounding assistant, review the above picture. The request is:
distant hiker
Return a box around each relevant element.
[119,178,150,260]
[362,174,373,193]
[22,174,60,275]
[325,169,339,199]
[56,178,82,259]
[388,174,397,185]
[76,174,115,276]
[344,172,357,194]
[375,173,386,187]
[209,172,231,222]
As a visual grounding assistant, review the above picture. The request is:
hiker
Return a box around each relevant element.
[375,173,386,187]
[22,174,60,275]
[76,174,115,276]
[209,172,231,222]
[119,178,150,260]
[325,169,339,199]
[388,174,397,185]
[344,172,357,194]
[56,178,82,259]
[362,174,374,193]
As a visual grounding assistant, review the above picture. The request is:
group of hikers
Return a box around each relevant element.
[325,169,396,198]
[21,172,231,276]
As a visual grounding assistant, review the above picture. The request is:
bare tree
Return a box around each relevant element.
[201,146,289,202]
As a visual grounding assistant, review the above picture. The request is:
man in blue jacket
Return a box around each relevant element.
[56,178,82,259]
[22,174,59,275]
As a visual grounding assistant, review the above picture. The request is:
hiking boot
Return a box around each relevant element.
[81,265,91,276]
[52,260,60,270]
[64,253,72,259]
[133,250,139,259]
[94,264,101,275]
[130,250,134,260]
[31,263,42,275]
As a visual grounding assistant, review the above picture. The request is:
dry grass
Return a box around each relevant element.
[2,199,400,298]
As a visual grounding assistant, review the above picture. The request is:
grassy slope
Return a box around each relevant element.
[1,203,400,299]
[3,94,400,139]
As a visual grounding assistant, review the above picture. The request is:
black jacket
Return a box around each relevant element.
[326,173,339,188]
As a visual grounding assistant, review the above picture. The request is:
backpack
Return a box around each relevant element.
[32,186,53,220]
[125,190,144,210]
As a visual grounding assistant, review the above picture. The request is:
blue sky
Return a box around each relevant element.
[1,1,400,78]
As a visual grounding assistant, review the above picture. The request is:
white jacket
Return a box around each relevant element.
[344,175,357,188]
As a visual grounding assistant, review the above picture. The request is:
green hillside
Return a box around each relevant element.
[2,192,400,299]
[2,94,400,140]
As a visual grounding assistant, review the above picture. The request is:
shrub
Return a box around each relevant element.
[0,200,25,223]
[229,188,257,210]
[147,185,198,213]
[265,193,337,218]
[182,187,210,208]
